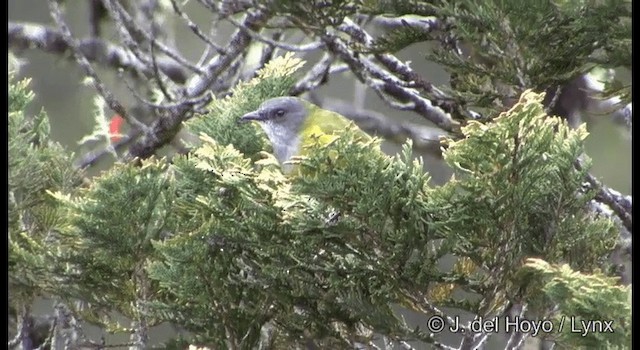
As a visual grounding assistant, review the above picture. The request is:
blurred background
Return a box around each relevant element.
[9,0,632,348]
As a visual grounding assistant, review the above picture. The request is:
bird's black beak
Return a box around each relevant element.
[237,111,263,124]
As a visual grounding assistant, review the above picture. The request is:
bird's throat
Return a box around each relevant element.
[258,122,301,168]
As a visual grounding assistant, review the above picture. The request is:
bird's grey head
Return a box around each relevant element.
[238,97,309,166]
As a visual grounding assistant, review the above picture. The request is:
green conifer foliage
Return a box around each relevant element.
[9,77,83,306]
[8,0,631,343]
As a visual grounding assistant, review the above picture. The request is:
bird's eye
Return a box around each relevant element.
[275,109,285,117]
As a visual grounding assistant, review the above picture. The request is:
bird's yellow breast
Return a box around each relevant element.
[298,102,372,152]
[279,102,373,175]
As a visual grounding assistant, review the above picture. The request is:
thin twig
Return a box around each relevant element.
[104,0,205,74]
[75,129,141,169]
[290,53,336,95]
[398,341,417,350]
[320,31,456,132]
[169,0,226,54]
[226,15,324,52]
[33,316,56,350]
[210,56,245,96]
[504,304,529,350]
[150,41,175,102]
[321,98,447,154]
[99,0,155,72]
[575,159,632,231]
[544,85,563,114]
[9,306,32,350]
[470,332,490,350]
[361,15,440,32]
[48,0,150,134]
[8,22,188,84]
[340,19,458,109]
[127,10,269,159]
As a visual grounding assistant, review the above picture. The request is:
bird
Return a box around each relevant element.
[238,96,373,173]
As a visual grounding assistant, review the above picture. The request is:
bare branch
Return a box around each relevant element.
[10,306,32,350]
[321,98,447,156]
[226,15,324,52]
[290,53,336,95]
[8,22,188,84]
[320,30,457,132]
[127,10,269,159]
[33,316,56,350]
[47,0,149,133]
[363,15,440,32]
[544,85,563,114]
[184,11,267,98]
[575,159,632,232]
[149,42,175,102]
[211,56,245,96]
[612,102,632,132]
[102,0,204,74]
[339,19,463,115]
[258,32,281,69]
[503,304,529,350]
[398,341,417,350]
[471,332,491,350]
[214,0,255,18]
[328,63,350,75]
[401,292,467,334]
[75,129,138,169]
[169,0,226,54]
[97,1,156,74]
[581,166,633,285]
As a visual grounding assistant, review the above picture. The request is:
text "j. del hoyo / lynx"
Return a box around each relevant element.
[444,316,614,337]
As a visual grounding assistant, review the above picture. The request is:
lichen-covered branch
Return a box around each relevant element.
[321,98,447,156]
[8,22,188,84]
[321,31,458,132]
[126,10,269,159]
